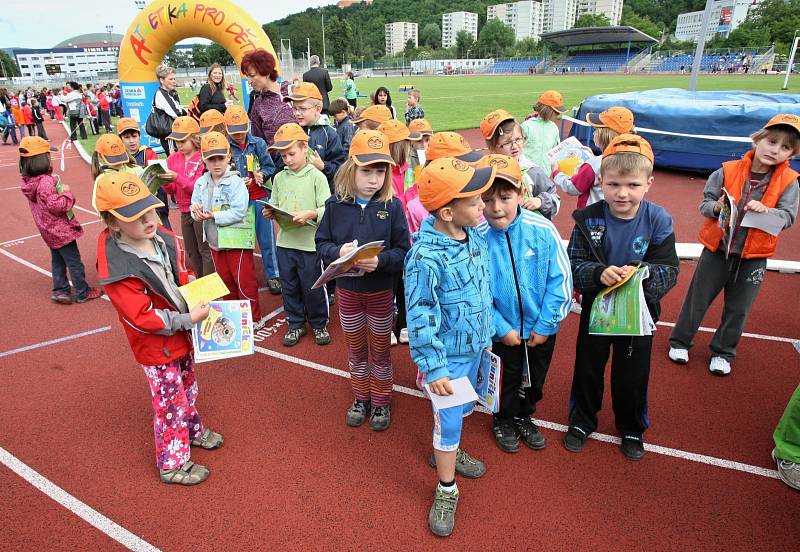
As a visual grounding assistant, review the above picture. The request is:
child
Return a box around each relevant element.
[376,119,422,207]
[198,109,225,135]
[11,99,25,138]
[160,116,214,277]
[18,137,102,304]
[224,105,280,294]
[263,123,332,346]
[408,118,433,171]
[477,153,572,453]
[1,106,18,145]
[91,133,142,209]
[773,383,800,490]
[405,89,425,126]
[283,82,345,191]
[482,109,560,219]
[30,99,48,141]
[315,129,410,430]
[21,101,35,137]
[96,87,112,133]
[565,134,679,461]
[668,114,800,376]
[352,105,393,131]
[190,131,268,330]
[521,90,566,171]
[425,131,482,164]
[373,86,396,119]
[552,106,634,209]
[405,157,497,537]
[95,172,222,485]
[329,97,357,153]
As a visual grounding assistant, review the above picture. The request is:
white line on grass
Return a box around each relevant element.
[0,447,161,552]
[254,345,779,480]
[0,327,111,358]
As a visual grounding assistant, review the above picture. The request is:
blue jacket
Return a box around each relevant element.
[306,116,346,189]
[190,169,249,250]
[334,115,357,153]
[404,217,492,384]
[227,132,276,183]
[479,208,572,340]
[315,196,410,293]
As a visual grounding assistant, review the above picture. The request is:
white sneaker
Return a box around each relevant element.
[398,327,409,344]
[390,332,398,346]
[668,347,689,364]
[709,356,731,376]
[254,316,269,331]
[570,300,582,315]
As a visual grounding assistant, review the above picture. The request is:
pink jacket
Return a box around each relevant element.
[391,163,409,209]
[163,151,204,212]
[20,173,83,249]
[403,185,429,241]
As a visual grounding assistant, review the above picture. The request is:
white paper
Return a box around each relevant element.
[425,376,479,411]
[417,148,427,166]
[740,210,784,236]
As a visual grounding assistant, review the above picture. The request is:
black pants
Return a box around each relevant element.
[493,335,556,421]
[50,241,89,299]
[68,115,87,140]
[154,187,172,231]
[347,97,357,108]
[99,109,112,132]
[276,246,328,330]
[35,120,48,140]
[569,308,653,437]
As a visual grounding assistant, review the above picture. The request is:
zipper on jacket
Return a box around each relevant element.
[359,204,365,224]
[505,232,531,387]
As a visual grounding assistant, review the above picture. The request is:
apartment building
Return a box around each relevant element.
[442,11,479,48]
[487,1,545,42]
[385,22,418,55]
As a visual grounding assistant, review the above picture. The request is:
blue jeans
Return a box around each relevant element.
[51,240,90,299]
[250,198,279,279]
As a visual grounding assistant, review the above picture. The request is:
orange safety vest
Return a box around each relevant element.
[698,150,798,259]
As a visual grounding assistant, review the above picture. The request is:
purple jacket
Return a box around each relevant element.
[20,173,83,249]
[248,89,296,149]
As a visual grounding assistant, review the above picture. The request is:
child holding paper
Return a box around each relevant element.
[565,135,678,461]
[521,90,566,171]
[668,115,800,376]
[95,171,221,485]
[262,123,332,347]
[315,130,410,431]
[477,154,572,453]
[405,157,497,537]
[190,131,268,330]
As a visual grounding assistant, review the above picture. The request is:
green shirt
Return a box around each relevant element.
[269,163,331,252]
[521,117,561,172]
[344,78,357,100]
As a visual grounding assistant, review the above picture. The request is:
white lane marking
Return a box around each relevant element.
[254,345,779,480]
[0,326,111,358]
[0,186,21,191]
[656,321,798,344]
[0,219,102,247]
[0,447,161,552]
[0,249,110,302]
[72,204,98,216]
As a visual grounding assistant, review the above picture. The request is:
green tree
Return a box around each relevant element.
[405,39,417,52]
[420,23,442,49]
[0,50,20,77]
[573,14,611,28]
[514,37,544,58]
[191,44,210,67]
[206,44,234,66]
[621,11,662,40]
[455,30,475,58]
[327,15,354,65]
[477,18,515,56]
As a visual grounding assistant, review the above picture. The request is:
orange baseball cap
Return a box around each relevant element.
[200,131,231,159]
[537,90,566,113]
[349,130,396,166]
[167,116,200,141]
[283,82,323,102]
[224,105,250,133]
[426,132,482,163]
[351,105,392,125]
[199,109,225,134]
[116,117,140,135]
[18,136,52,157]
[94,172,163,222]
[269,123,309,151]
[376,119,421,143]
[476,154,522,188]
[418,157,497,212]
[603,134,654,164]
[586,106,634,135]
[408,118,433,135]
[96,134,130,166]
[764,113,800,135]
[480,109,516,140]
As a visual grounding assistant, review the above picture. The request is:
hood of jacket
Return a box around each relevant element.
[281,162,316,179]
[20,173,52,202]
[414,213,480,252]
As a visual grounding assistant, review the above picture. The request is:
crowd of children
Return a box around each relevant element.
[16,77,800,536]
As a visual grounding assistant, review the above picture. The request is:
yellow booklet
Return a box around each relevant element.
[178,273,230,308]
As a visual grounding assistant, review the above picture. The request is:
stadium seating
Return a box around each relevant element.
[482,59,540,74]
[652,51,759,72]
[552,51,632,72]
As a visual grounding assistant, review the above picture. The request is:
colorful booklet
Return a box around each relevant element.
[192,300,254,363]
[475,349,502,413]
[311,240,385,290]
[588,265,655,336]
[141,163,167,195]
[255,199,317,229]
[55,176,74,220]
[178,272,230,308]
[545,136,599,176]
[217,204,256,250]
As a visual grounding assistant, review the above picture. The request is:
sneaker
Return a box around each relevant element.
[668,346,689,365]
[492,419,520,453]
[159,460,209,486]
[428,486,459,537]
[253,316,269,331]
[709,356,731,376]
[563,425,587,453]
[620,435,645,461]
[390,332,398,346]
[51,292,73,305]
[369,405,391,431]
[514,416,546,450]
[398,327,409,344]
[75,288,103,303]
[346,399,371,427]
[570,300,582,314]
[266,278,282,295]
[313,326,331,345]
[327,292,335,306]
[428,448,487,479]
[282,327,307,347]
[772,449,800,491]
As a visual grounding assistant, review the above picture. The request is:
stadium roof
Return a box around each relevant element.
[53,33,124,48]
[541,26,657,47]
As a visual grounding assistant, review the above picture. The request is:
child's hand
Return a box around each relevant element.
[428,376,453,396]
[309,150,324,171]
[600,265,629,286]
[190,203,205,219]
[254,169,264,186]
[521,197,542,211]
[500,330,522,347]
[189,301,210,323]
[550,160,560,174]
[745,200,768,213]
[339,242,356,257]
[59,183,71,193]
[713,194,726,216]
[159,170,177,180]
[292,210,317,224]
[261,205,275,219]
[527,331,548,347]
[355,256,379,272]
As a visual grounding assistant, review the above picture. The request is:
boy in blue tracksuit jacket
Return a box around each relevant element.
[477,154,572,454]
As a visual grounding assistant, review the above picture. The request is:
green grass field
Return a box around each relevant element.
[77,73,792,154]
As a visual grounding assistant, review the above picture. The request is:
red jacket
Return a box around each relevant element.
[97,227,195,365]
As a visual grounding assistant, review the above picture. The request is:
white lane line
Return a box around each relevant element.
[0,447,161,552]
[0,219,102,247]
[0,249,110,302]
[0,327,112,358]
[0,186,20,191]
[254,345,779,480]
[73,204,98,216]
[656,321,798,344]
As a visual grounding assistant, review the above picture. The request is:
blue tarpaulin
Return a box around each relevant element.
[569,88,800,172]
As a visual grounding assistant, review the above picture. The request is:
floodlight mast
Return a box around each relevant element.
[782,30,799,90]
[688,0,714,92]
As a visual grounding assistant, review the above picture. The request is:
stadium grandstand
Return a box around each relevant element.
[542,26,657,73]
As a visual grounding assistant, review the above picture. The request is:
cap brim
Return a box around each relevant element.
[586,113,605,128]
[765,121,800,135]
[202,148,230,159]
[268,139,302,151]
[117,126,139,135]
[494,173,522,188]
[407,131,422,141]
[351,116,368,123]
[167,131,189,141]
[456,150,483,163]
[226,123,249,133]
[284,94,320,102]
[101,152,130,165]
[199,125,213,133]
[109,195,164,223]
[456,166,496,198]
[353,152,397,166]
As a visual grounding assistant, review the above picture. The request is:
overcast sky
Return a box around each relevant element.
[0,0,332,49]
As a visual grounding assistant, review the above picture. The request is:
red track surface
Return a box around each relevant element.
[2,119,799,551]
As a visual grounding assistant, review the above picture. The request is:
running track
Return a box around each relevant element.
[1,118,798,550]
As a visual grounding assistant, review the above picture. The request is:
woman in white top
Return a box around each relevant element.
[152,64,186,154]
[61,82,86,141]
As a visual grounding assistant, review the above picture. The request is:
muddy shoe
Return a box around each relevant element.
[313,326,331,345]
[282,327,307,347]
[267,278,282,295]
[428,448,486,479]
[159,460,209,486]
[369,405,391,431]
[346,399,371,427]
[190,428,223,450]
[428,486,459,537]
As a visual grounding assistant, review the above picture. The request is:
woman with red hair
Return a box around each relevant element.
[241,49,295,154]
